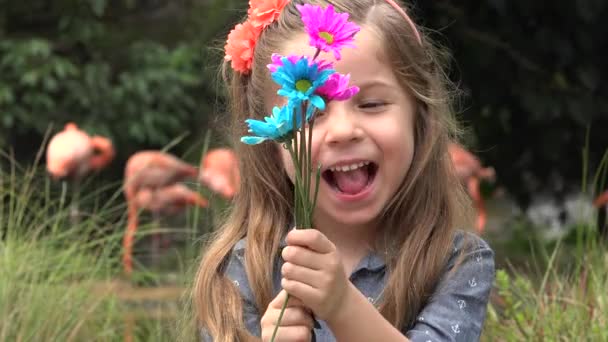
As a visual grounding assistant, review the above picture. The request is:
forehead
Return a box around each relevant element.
[279,26,398,87]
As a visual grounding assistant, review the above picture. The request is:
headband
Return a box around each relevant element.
[383,0,422,45]
[224,0,422,74]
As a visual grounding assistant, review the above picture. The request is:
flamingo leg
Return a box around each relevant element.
[150,212,162,270]
[123,200,138,276]
[598,204,607,239]
[593,191,608,239]
[593,191,608,208]
[69,179,81,225]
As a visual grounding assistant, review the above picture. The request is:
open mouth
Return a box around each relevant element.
[322,161,378,195]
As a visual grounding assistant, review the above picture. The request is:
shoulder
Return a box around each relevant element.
[233,237,247,253]
[225,237,247,276]
[452,229,493,254]
[440,229,495,292]
[405,231,495,340]
[223,238,254,300]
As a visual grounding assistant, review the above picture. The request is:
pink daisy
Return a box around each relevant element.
[296,4,361,60]
[316,73,359,101]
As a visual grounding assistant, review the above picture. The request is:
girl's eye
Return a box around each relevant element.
[359,101,387,110]
[314,111,327,119]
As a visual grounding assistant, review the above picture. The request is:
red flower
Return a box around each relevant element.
[224,21,262,74]
[248,0,289,29]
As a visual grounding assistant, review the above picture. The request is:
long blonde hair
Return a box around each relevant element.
[193,0,472,340]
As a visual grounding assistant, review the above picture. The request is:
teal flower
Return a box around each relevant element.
[271,55,334,110]
[241,105,301,145]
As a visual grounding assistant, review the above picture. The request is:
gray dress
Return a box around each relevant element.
[202,230,495,341]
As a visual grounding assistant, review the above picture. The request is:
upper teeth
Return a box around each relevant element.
[329,161,370,172]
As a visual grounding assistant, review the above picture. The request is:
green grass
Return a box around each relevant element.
[483,232,607,341]
[0,150,200,341]
[482,142,608,341]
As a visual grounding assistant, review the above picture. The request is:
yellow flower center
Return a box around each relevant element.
[295,79,312,93]
[319,31,334,45]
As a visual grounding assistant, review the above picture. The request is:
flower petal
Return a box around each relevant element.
[271,54,335,109]
[297,4,361,60]
[224,21,261,74]
[309,95,326,110]
[248,0,289,29]
[241,136,268,145]
[245,118,279,137]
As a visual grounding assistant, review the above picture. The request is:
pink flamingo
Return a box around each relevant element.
[122,151,199,275]
[448,143,496,234]
[46,122,115,180]
[199,148,240,199]
[121,183,207,341]
[46,122,115,221]
[132,184,208,215]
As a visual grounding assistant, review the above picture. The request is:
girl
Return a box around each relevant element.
[194,0,495,341]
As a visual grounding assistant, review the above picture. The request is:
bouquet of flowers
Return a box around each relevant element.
[229,2,361,340]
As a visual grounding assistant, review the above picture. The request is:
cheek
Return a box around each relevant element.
[382,114,415,173]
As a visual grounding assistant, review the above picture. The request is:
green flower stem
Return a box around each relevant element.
[312,165,321,214]
[272,143,304,342]
[270,292,291,342]
[272,102,318,342]
[307,118,316,221]
[299,106,307,224]
[286,144,308,226]
[292,108,299,168]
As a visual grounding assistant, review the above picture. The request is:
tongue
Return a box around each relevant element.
[333,167,369,194]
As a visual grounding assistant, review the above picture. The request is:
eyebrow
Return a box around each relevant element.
[355,79,399,92]
[356,79,396,90]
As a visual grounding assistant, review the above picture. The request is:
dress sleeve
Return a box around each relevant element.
[200,242,262,341]
[404,232,495,342]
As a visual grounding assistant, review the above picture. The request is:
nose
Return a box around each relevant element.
[323,103,363,145]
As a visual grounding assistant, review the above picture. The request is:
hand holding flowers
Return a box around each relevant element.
[261,290,315,342]
[231,2,361,341]
[281,229,350,322]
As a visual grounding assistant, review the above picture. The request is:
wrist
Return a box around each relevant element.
[327,281,358,329]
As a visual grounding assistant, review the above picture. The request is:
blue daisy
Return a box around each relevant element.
[271,55,334,110]
[241,104,302,145]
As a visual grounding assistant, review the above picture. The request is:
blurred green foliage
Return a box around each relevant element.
[417,0,608,205]
[0,0,245,166]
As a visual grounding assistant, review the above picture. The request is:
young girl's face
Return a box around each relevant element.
[268,26,416,232]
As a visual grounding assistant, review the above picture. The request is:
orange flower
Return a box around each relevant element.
[224,20,261,74]
[248,0,289,29]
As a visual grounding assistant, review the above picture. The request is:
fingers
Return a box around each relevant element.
[285,229,335,254]
[262,291,314,342]
[261,325,312,342]
[282,262,322,288]
[269,290,305,309]
[281,278,320,305]
[261,305,313,329]
[274,307,314,328]
[281,246,325,270]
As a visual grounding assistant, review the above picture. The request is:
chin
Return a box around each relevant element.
[317,206,383,228]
